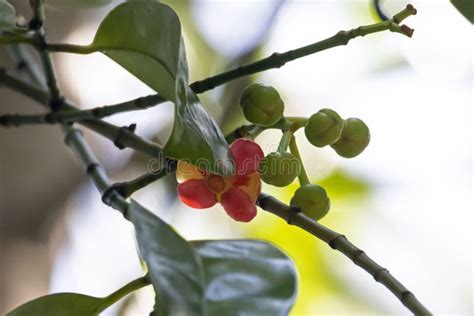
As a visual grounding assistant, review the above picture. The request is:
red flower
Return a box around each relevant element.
[176,139,264,222]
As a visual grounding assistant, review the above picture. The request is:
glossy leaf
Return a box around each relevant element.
[92,2,182,101]
[128,199,206,315]
[0,0,15,30]
[451,0,474,23]
[6,293,103,316]
[192,239,297,315]
[164,89,234,175]
[128,200,297,315]
[92,2,232,175]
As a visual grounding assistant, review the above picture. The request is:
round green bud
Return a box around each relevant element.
[305,108,344,147]
[331,118,370,158]
[290,184,330,221]
[240,83,284,127]
[258,152,301,187]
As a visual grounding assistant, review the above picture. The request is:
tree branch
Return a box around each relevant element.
[256,193,431,315]
[189,4,416,93]
[111,159,177,199]
[1,5,415,126]
[7,0,138,215]
[0,69,163,157]
[0,94,166,125]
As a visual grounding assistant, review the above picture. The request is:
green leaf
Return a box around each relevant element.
[0,0,15,30]
[92,2,233,175]
[192,239,297,315]
[128,199,206,315]
[164,89,234,175]
[6,293,103,316]
[128,200,297,316]
[451,0,474,23]
[7,276,150,316]
[92,2,182,101]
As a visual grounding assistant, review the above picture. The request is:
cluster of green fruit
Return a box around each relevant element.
[239,83,370,221]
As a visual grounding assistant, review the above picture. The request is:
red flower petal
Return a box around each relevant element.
[230,138,264,176]
[177,179,217,209]
[221,186,257,222]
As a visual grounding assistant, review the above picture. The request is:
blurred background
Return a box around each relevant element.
[0,0,472,315]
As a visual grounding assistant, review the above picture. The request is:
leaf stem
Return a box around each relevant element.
[45,43,95,54]
[256,193,431,316]
[288,136,310,185]
[96,275,151,313]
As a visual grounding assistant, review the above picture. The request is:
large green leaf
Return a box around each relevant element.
[128,200,297,316]
[6,293,103,316]
[92,2,182,102]
[91,2,233,175]
[451,0,474,23]
[0,0,15,30]
[128,199,206,315]
[192,240,297,316]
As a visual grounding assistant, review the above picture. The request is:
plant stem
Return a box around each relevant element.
[113,160,177,198]
[277,130,293,152]
[96,275,151,313]
[188,5,416,93]
[286,117,308,132]
[0,32,35,45]
[1,5,416,125]
[0,70,163,157]
[289,136,310,185]
[45,43,94,54]
[0,93,166,125]
[23,0,128,214]
[7,44,46,88]
[2,4,416,124]
[30,0,61,106]
[257,193,432,316]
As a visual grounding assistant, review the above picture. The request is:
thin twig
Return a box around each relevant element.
[25,0,128,214]
[1,5,415,124]
[256,193,431,315]
[112,159,177,198]
[0,70,163,157]
[188,4,416,93]
[0,94,166,125]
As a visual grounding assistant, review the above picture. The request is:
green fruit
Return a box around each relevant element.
[258,152,301,187]
[305,108,344,147]
[290,184,330,221]
[240,83,284,127]
[331,118,370,158]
